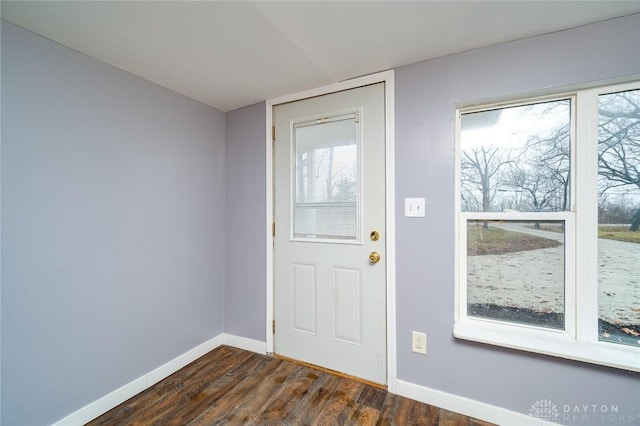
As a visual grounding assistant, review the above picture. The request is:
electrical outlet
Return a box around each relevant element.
[412,331,427,355]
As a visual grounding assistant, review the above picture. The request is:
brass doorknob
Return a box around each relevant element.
[369,252,381,264]
[370,230,380,241]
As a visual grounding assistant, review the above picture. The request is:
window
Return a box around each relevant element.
[293,113,360,241]
[454,82,640,372]
[597,89,640,348]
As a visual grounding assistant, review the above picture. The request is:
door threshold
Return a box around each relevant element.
[273,353,387,390]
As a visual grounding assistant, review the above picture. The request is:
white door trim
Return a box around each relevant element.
[265,70,396,391]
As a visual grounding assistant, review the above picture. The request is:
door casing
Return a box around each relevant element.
[265,70,396,391]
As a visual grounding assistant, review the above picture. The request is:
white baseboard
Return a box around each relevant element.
[55,336,553,426]
[53,333,267,426]
[396,379,562,426]
[219,333,267,354]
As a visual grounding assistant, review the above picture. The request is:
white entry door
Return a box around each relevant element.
[273,83,386,385]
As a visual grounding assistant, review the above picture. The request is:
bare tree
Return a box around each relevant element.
[460,98,574,218]
[508,165,560,211]
[509,123,571,212]
[461,146,513,213]
[598,90,640,231]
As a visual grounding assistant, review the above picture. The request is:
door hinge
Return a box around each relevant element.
[272,125,276,141]
[272,319,276,334]
[272,222,276,237]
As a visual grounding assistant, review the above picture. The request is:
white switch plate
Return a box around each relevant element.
[405,198,425,217]
[412,331,427,355]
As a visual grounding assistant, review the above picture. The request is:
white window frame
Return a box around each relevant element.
[454,81,640,372]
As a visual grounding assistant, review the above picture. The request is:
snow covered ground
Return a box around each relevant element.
[467,225,640,326]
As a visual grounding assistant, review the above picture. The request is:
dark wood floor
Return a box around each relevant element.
[88,345,495,425]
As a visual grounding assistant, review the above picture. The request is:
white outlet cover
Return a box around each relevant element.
[405,198,425,217]
[412,331,427,355]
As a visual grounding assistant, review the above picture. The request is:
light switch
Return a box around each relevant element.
[405,198,425,217]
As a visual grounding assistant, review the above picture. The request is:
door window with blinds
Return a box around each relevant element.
[292,112,361,241]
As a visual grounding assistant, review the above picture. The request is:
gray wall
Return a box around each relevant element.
[3,11,640,426]
[1,21,226,426]
[222,14,640,422]
[224,102,266,340]
[394,14,640,418]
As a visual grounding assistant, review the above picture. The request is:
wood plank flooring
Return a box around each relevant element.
[87,345,495,426]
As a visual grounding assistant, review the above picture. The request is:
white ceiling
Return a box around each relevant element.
[3,1,640,112]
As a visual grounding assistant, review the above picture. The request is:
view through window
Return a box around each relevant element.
[460,100,571,329]
[293,114,359,240]
[597,89,640,347]
[455,82,640,370]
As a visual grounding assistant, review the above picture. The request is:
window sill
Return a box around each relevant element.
[454,319,640,372]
